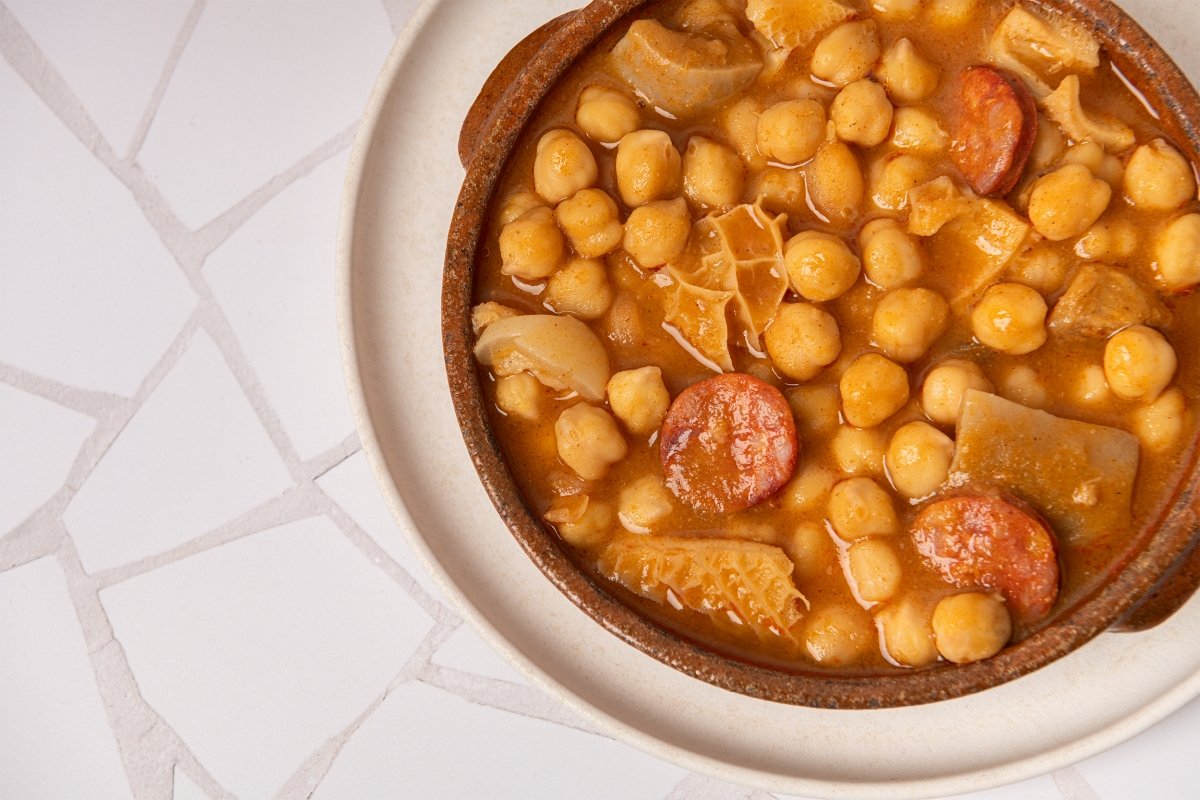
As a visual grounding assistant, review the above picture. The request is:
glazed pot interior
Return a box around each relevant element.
[441,0,1200,707]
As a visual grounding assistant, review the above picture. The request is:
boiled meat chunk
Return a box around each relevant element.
[1048,263,1170,338]
[950,390,1139,545]
[611,17,762,117]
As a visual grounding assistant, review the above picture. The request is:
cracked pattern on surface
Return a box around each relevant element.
[0,1,1194,798]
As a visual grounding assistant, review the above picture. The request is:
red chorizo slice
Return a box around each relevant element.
[911,494,1060,624]
[951,65,1038,197]
[660,373,798,515]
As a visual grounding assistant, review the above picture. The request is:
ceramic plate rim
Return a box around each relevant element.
[335,2,1200,796]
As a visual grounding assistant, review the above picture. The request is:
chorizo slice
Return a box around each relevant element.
[951,65,1038,197]
[911,493,1060,624]
[660,373,798,515]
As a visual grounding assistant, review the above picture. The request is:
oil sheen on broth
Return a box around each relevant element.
[468,0,1200,672]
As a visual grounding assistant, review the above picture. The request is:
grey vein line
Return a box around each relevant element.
[123,0,206,164]
[197,301,305,475]
[322,496,455,623]
[378,0,413,36]
[92,485,324,590]
[0,309,201,566]
[0,360,133,420]
[1053,767,1103,800]
[304,434,362,483]
[418,662,604,737]
[664,774,770,800]
[55,538,236,800]
[0,2,114,159]
[190,122,357,263]
[289,621,462,800]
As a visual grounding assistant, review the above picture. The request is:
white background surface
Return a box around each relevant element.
[1,1,1198,798]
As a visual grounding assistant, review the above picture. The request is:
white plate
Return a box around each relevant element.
[336,1,1200,796]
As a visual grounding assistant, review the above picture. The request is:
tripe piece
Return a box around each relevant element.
[949,390,1140,544]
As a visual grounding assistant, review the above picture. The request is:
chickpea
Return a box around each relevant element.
[470,300,519,336]
[556,498,614,549]
[869,152,929,212]
[785,231,861,302]
[876,597,939,667]
[787,384,841,437]
[683,136,744,210]
[804,604,874,666]
[831,80,894,148]
[1074,364,1111,405]
[533,129,598,204]
[555,188,623,259]
[1124,139,1196,211]
[812,20,881,88]
[754,101,823,166]
[764,303,842,381]
[840,353,910,428]
[809,139,865,224]
[921,359,993,425]
[1133,387,1189,453]
[721,97,767,171]
[886,421,954,498]
[555,403,628,481]
[617,474,674,533]
[499,206,565,280]
[1075,219,1137,263]
[604,292,643,346]
[623,197,691,268]
[546,258,613,320]
[871,0,921,21]
[927,0,978,28]
[829,477,900,540]
[1029,116,1066,174]
[1028,164,1111,242]
[782,464,838,514]
[830,425,887,476]
[859,218,923,289]
[786,521,838,583]
[606,366,670,436]
[891,107,949,155]
[1155,213,1200,292]
[1063,141,1124,190]
[575,85,640,144]
[999,364,1047,408]
[495,373,543,421]
[1103,325,1177,402]
[615,129,682,208]
[971,283,1048,355]
[498,191,544,226]
[932,592,1012,664]
[875,38,939,103]
[872,288,949,363]
[748,167,808,217]
[848,538,902,602]
[1007,245,1067,296]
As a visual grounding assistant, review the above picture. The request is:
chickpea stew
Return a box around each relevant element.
[467,0,1200,673]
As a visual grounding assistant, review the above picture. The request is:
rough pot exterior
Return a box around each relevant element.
[442,0,1200,708]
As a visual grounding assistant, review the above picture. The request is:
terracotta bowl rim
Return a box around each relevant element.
[441,0,1200,708]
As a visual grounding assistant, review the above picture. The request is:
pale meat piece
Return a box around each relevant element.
[611,18,762,117]
[598,535,806,646]
[1048,263,1170,338]
[923,198,1032,309]
[664,203,789,371]
[949,390,1140,545]
[986,5,1099,99]
[745,0,854,50]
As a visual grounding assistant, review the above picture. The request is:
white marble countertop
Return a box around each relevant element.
[2,1,1198,798]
